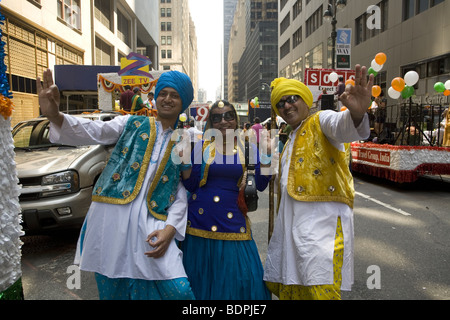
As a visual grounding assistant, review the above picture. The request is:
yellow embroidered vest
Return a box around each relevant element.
[279,112,354,210]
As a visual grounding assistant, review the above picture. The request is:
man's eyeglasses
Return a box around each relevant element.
[211,111,236,124]
[276,95,299,110]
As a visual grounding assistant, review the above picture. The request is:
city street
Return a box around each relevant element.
[20,173,450,300]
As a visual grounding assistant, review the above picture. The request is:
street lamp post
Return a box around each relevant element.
[323,0,347,69]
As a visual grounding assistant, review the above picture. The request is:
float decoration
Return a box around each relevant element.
[98,74,158,94]
[388,71,419,100]
[351,53,450,182]
[351,142,450,183]
[0,0,24,300]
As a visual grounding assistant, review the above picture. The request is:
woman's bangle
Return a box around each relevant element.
[260,153,272,165]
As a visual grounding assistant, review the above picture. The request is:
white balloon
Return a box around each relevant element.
[445,80,450,90]
[388,86,401,99]
[371,59,383,72]
[329,72,339,83]
[404,71,419,87]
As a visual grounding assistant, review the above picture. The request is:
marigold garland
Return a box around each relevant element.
[98,74,158,94]
[0,94,14,120]
[0,0,24,300]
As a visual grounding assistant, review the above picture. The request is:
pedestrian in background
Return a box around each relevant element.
[334,76,346,110]
[130,87,146,113]
[120,85,134,111]
[264,64,374,300]
[251,117,263,145]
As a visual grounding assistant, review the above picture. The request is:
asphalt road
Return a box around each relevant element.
[20,173,450,300]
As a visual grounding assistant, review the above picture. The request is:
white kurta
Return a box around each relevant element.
[264,110,370,291]
[49,114,188,281]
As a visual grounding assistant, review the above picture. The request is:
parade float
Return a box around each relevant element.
[97,70,161,113]
[350,53,450,183]
[0,1,24,300]
[97,53,162,114]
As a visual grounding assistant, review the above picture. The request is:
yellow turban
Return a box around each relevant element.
[270,77,314,116]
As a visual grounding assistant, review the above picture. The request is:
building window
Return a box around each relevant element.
[95,36,112,65]
[117,10,131,46]
[417,0,429,13]
[403,0,441,20]
[305,5,323,38]
[280,12,290,36]
[161,36,166,45]
[431,0,445,6]
[27,0,41,7]
[293,0,302,20]
[291,57,303,81]
[57,0,81,30]
[293,26,302,49]
[161,8,166,17]
[161,22,166,31]
[161,50,166,59]
[305,44,323,69]
[94,0,112,30]
[280,39,290,59]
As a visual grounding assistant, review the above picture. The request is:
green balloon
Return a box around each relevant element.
[368,67,378,77]
[434,82,446,93]
[401,86,414,99]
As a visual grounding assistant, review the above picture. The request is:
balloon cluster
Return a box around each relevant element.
[250,97,259,108]
[433,80,450,96]
[369,52,386,78]
[388,71,419,99]
[367,53,387,98]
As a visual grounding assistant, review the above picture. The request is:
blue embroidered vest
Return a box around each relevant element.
[92,116,181,221]
[186,140,251,241]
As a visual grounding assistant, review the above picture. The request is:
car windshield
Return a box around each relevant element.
[12,120,76,150]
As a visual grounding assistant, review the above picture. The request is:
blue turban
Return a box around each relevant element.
[155,71,194,113]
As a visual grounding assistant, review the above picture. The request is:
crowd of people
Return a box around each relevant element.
[37,63,374,300]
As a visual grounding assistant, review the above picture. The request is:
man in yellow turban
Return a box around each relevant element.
[264,65,374,300]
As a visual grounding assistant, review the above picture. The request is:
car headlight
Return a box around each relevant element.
[41,170,80,197]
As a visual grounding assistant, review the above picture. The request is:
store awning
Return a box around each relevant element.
[55,65,120,91]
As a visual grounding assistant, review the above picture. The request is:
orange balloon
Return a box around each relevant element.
[345,79,355,86]
[340,106,347,112]
[375,52,387,65]
[444,90,450,96]
[391,77,406,92]
[372,85,382,97]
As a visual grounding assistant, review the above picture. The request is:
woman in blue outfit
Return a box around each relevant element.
[180,100,271,300]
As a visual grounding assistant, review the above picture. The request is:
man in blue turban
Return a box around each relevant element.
[37,69,195,300]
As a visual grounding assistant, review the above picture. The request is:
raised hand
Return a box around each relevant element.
[37,69,64,127]
[339,64,374,127]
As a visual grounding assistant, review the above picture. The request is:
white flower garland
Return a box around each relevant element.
[0,116,23,293]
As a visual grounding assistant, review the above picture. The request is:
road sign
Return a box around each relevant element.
[336,28,352,70]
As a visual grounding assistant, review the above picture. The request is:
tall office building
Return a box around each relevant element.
[159,0,198,101]
[229,0,278,104]
[223,0,239,100]
[279,0,450,106]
